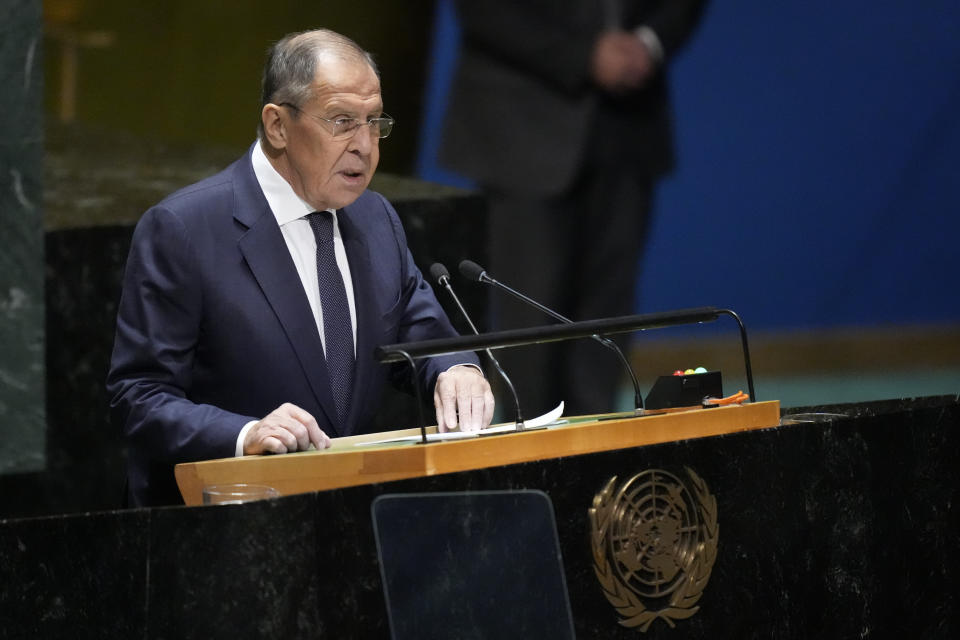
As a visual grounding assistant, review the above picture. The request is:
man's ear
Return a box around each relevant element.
[261,103,287,149]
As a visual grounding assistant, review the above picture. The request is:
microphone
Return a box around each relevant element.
[459,259,644,415]
[429,263,525,430]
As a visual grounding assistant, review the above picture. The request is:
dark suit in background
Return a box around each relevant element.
[439,0,706,416]
[107,147,474,506]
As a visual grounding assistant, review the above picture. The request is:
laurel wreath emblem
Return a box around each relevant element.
[589,468,719,632]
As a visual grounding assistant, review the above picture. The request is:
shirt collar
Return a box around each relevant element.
[251,140,335,225]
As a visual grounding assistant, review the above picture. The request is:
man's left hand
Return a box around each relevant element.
[434,365,495,433]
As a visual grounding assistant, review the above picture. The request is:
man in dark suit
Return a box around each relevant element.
[439,0,706,416]
[108,29,494,507]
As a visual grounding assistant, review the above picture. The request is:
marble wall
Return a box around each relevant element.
[0,0,45,474]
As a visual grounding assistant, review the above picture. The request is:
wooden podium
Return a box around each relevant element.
[175,400,780,505]
[6,397,955,638]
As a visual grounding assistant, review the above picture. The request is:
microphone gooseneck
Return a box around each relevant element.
[459,259,644,414]
[429,263,525,430]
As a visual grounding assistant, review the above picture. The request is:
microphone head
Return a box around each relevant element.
[429,262,451,284]
[458,259,486,282]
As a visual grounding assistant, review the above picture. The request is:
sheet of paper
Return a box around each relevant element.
[356,402,566,446]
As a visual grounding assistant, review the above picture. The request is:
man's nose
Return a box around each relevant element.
[348,125,375,154]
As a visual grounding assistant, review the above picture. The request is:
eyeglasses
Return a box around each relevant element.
[279,103,394,139]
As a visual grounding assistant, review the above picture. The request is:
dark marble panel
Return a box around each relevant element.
[0,0,45,474]
[310,484,393,635]
[43,225,132,507]
[146,494,322,639]
[0,509,148,639]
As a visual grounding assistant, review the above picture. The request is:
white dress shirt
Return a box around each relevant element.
[251,140,358,352]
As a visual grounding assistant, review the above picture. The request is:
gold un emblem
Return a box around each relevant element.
[590,468,719,632]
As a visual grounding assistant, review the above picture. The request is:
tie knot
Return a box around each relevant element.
[307,211,334,244]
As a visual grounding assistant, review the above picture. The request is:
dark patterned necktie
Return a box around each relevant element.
[307,211,354,423]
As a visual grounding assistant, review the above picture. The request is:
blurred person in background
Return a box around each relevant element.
[439,0,707,416]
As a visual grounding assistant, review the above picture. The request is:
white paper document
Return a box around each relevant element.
[356,402,566,446]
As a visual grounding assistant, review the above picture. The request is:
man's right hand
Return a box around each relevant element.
[592,30,654,93]
[243,402,332,455]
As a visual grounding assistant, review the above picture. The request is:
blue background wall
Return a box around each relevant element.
[419,0,960,332]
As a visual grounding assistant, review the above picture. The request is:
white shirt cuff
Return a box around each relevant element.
[235,420,258,457]
[634,25,665,65]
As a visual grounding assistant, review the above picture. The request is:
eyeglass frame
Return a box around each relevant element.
[278,102,394,139]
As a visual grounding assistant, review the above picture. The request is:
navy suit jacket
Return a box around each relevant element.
[107,145,476,506]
